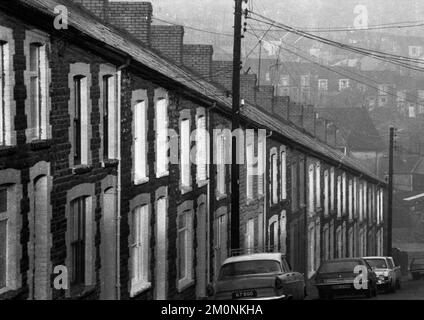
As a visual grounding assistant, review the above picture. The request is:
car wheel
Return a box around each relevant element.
[412,273,420,280]
[373,284,378,297]
[396,280,401,290]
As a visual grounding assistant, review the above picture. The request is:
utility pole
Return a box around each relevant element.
[231,0,243,252]
[387,126,395,256]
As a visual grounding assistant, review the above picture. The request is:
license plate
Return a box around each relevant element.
[333,284,351,290]
[232,290,257,299]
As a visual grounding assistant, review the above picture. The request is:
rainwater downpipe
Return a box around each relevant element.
[115,57,131,300]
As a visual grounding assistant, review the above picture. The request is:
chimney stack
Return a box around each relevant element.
[315,116,327,143]
[273,96,290,121]
[183,44,213,81]
[303,104,316,135]
[151,25,185,65]
[240,74,257,104]
[326,121,337,147]
[289,102,304,128]
[211,61,233,90]
[255,85,274,114]
[74,0,153,44]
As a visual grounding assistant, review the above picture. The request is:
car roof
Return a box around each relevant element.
[223,253,282,265]
[325,258,363,262]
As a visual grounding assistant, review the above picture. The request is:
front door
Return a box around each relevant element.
[100,187,117,300]
[196,203,208,298]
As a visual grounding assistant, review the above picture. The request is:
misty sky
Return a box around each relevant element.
[110,0,424,45]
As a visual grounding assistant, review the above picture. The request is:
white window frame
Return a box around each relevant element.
[339,79,350,91]
[348,179,353,220]
[245,218,255,251]
[318,79,328,91]
[65,184,96,296]
[132,90,148,185]
[180,114,191,192]
[324,170,329,216]
[315,163,321,209]
[280,147,287,200]
[308,164,315,214]
[0,170,22,295]
[257,136,265,196]
[99,65,118,161]
[216,131,226,197]
[177,209,194,292]
[337,176,342,218]
[68,63,91,168]
[270,148,278,204]
[195,109,208,184]
[130,204,150,297]
[342,173,347,215]
[24,30,51,142]
[330,167,335,212]
[0,27,16,147]
[155,90,169,178]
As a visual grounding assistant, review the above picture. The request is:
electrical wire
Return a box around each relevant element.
[246,11,424,72]
[152,16,233,37]
[245,29,424,106]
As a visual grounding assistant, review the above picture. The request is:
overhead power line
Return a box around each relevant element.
[152,16,233,37]
[246,29,424,109]
[246,11,424,73]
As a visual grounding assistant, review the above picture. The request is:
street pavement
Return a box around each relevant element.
[307,275,424,300]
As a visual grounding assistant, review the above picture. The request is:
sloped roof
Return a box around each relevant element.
[316,107,385,152]
[8,0,385,184]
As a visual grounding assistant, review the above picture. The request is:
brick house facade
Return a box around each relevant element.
[0,0,387,301]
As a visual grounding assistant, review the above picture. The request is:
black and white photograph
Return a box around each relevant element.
[0,0,424,308]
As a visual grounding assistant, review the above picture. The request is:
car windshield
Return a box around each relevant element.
[319,260,361,274]
[219,260,281,280]
[366,259,388,269]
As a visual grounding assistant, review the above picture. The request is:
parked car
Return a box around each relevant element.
[364,256,401,293]
[210,253,306,300]
[314,258,378,299]
[410,258,424,280]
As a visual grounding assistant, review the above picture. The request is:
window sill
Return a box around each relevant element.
[30,139,52,151]
[216,193,227,201]
[181,186,193,195]
[246,198,257,206]
[103,159,119,168]
[197,179,209,188]
[0,145,17,157]
[134,177,149,186]
[130,281,151,298]
[156,171,169,179]
[72,165,93,175]
[177,278,195,293]
[0,286,15,296]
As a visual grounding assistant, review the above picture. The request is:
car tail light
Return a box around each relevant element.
[275,277,284,290]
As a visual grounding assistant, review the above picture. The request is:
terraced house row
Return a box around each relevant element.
[0,0,387,300]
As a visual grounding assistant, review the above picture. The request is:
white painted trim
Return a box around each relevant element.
[27,161,52,300]
[24,29,51,142]
[68,63,92,167]
[0,169,22,295]
[0,26,16,146]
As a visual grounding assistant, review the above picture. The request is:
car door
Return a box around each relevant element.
[389,258,401,282]
[282,256,303,299]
